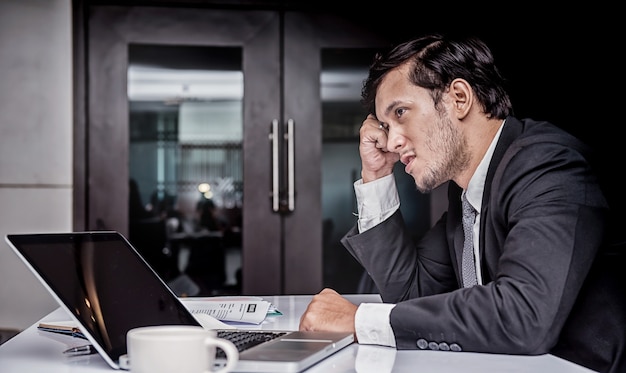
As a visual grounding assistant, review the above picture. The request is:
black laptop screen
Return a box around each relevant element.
[6,231,200,362]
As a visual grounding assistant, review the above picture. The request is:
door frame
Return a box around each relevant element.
[79,5,284,294]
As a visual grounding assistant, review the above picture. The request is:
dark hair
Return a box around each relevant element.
[361,34,513,119]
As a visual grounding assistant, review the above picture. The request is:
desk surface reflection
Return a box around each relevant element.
[0,294,596,373]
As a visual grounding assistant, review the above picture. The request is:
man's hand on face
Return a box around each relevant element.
[360,115,399,183]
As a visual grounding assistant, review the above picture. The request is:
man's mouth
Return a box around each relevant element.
[401,154,415,174]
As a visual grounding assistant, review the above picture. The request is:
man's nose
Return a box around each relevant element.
[387,129,405,153]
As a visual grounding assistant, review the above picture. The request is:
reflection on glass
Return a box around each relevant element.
[320,49,431,293]
[321,49,373,293]
[127,45,243,297]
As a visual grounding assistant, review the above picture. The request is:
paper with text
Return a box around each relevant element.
[180,297,273,324]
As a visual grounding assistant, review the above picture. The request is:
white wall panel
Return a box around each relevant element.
[0,0,72,331]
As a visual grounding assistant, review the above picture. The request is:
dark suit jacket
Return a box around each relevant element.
[341,117,625,373]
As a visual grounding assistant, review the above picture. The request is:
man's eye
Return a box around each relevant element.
[395,108,406,117]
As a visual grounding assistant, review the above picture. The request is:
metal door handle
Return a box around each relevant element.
[269,119,295,213]
[270,119,279,212]
[286,119,295,212]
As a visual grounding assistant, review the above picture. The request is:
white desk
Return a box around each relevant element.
[0,294,596,372]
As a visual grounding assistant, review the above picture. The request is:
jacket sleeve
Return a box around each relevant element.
[341,208,458,302]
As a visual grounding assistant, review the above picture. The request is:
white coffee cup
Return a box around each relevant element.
[122,325,238,373]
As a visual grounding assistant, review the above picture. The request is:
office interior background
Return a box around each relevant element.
[0,0,619,339]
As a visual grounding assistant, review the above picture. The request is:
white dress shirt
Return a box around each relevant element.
[353,120,505,347]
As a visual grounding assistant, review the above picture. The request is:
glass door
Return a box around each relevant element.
[127,44,244,296]
[87,6,283,296]
[281,13,431,293]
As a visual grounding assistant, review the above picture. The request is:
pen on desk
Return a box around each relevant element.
[63,344,96,356]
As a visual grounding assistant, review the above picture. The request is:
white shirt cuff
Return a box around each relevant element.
[355,303,397,347]
[355,174,400,233]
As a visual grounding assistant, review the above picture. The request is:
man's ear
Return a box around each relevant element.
[449,79,473,120]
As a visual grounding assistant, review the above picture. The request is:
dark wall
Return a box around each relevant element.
[345,4,622,236]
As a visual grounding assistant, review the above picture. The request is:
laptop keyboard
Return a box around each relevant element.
[216,330,288,358]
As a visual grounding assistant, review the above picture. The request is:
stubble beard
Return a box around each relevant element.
[413,113,469,193]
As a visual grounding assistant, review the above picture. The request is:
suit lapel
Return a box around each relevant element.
[477,117,522,283]
[446,182,464,284]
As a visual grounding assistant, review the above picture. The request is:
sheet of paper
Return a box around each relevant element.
[192,313,236,330]
[181,296,281,315]
[180,297,272,324]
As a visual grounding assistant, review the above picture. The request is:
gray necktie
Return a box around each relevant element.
[461,193,478,287]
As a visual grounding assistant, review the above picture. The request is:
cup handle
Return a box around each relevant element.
[205,337,239,373]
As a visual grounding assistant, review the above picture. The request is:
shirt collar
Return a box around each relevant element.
[465,119,506,212]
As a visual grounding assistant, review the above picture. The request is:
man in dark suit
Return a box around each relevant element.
[299,34,625,373]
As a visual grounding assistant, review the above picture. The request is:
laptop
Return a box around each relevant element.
[5,231,354,372]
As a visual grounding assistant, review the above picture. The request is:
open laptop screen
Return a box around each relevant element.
[5,231,200,367]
